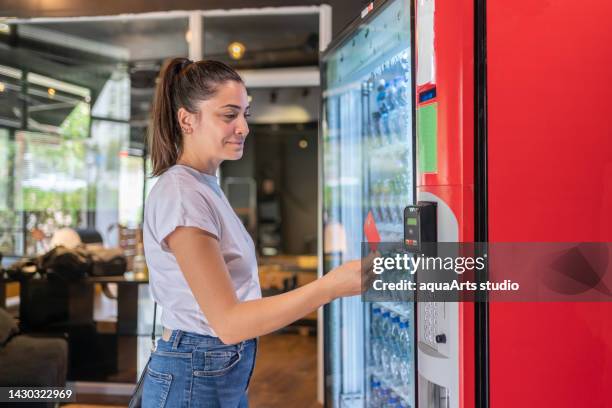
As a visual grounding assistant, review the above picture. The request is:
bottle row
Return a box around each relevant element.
[370,307,413,389]
[368,144,413,226]
[364,75,413,149]
[370,192,410,226]
[370,375,411,408]
[370,171,411,195]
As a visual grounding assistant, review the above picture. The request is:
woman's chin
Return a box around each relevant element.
[225,149,244,160]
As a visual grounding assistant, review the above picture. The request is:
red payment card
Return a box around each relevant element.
[364,210,381,252]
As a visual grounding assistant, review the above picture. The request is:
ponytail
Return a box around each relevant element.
[149,58,243,177]
[150,58,189,177]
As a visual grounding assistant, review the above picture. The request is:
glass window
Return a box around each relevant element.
[13,131,91,254]
[0,16,192,257]
[91,119,130,246]
[119,154,145,227]
[0,129,19,255]
[26,72,91,137]
[91,70,130,121]
[0,69,95,256]
[0,128,10,209]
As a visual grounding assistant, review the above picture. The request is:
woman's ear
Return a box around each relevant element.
[177,107,194,135]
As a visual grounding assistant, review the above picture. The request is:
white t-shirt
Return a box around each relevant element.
[143,164,262,337]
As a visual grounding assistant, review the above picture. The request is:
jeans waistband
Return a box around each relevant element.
[162,327,256,349]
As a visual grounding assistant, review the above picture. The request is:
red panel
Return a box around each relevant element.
[416,0,475,405]
[459,301,474,408]
[417,0,475,190]
[488,0,612,406]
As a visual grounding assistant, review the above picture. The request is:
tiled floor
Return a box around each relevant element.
[62,332,320,408]
[249,333,320,408]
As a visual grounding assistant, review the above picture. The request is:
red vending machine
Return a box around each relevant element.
[320,0,612,406]
[414,0,612,407]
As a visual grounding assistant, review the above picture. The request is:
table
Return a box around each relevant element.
[9,272,152,383]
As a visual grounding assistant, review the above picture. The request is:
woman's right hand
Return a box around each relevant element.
[322,252,378,301]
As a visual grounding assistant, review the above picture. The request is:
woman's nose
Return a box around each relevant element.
[235,118,249,137]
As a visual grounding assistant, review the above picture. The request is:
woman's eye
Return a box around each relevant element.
[224,114,237,120]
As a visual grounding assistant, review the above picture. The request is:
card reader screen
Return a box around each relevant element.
[406,217,417,226]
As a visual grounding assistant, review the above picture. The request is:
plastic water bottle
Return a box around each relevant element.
[399,318,412,385]
[396,76,411,141]
[380,311,392,373]
[398,401,411,408]
[372,307,381,336]
[393,78,407,141]
[381,310,391,336]
[376,80,391,144]
[371,111,383,147]
[386,80,399,140]
[376,79,388,114]
[399,318,411,355]
[379,388,391,408]
[371,307,382,368]
[370,376,382,407]
[390,315,402,383]
[385,394,400,408]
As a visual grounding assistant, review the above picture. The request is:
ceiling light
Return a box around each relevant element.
[228,42,246,60]
[0,24,10,35]
[47,87,56,97]
[0,82,4,92]
[248,95,253,103]
[299,139,308,149]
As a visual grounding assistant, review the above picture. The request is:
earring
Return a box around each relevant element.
[182,127,192,134]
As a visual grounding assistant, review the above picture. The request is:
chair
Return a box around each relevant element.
[0,307,68,408]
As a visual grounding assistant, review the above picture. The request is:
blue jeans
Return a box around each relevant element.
[142,330,258,408]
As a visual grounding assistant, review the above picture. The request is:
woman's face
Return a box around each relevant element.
[182,81,250,163]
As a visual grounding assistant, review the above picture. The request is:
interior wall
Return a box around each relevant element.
[255,125,318,255]
[222,123,318,255]
[249,87,320,124]
[281,128,318,254]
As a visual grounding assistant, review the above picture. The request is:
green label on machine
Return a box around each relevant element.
[417,103,438,173]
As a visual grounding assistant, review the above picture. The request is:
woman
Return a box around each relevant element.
[142,58,364,408]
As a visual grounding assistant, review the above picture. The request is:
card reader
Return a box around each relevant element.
[404,201,437,253]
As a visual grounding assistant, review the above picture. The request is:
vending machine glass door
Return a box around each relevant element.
[321,0,416,406]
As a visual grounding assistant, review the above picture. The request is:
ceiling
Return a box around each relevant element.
[1,11,320,149]
[16,13,318,65]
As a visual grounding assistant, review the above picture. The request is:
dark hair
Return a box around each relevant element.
[149,58,243,176]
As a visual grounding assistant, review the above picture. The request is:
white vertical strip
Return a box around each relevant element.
[189,12,215,178]
[319,4,333,52]
[188,11,203,61]
[416,0,436,86]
